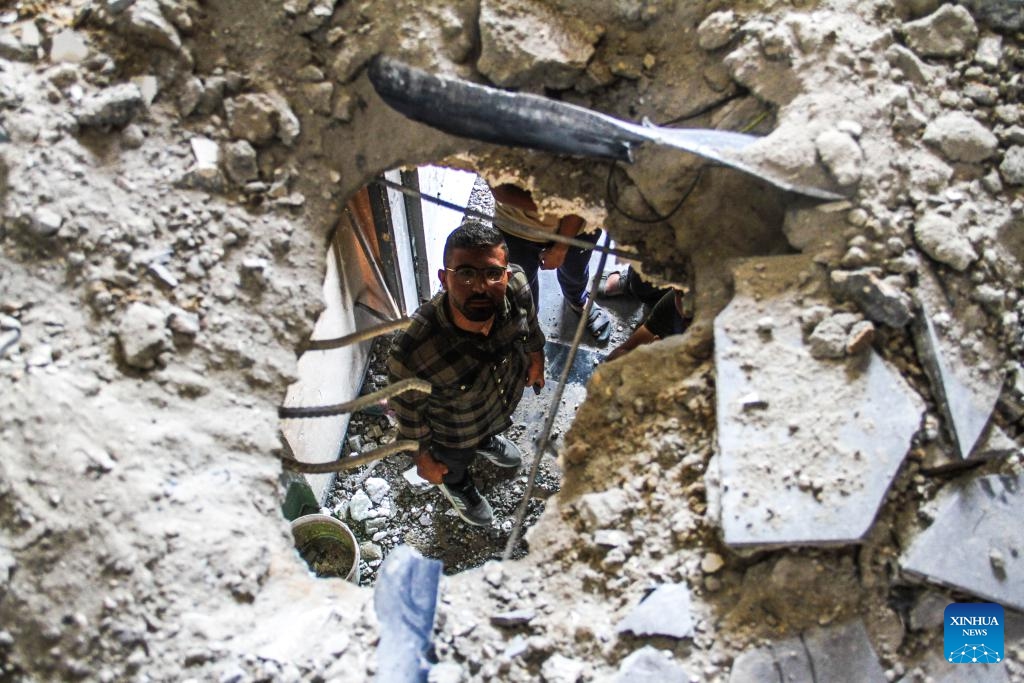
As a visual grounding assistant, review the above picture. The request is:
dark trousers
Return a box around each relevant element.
[502,230,602,310]
[431,443,481,486]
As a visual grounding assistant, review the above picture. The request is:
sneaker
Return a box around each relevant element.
[438,480,494,526]
[476,435,523,468]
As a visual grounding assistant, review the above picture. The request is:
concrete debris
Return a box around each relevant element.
[808,312,860,359]
[222,140,259,184]
[714,256,923,548]
[730,621,884,682]
[960,0,1024,32]
[913,211,979,271]
[576,488,629,530]
[615,584,693,639]
[901,473,1023,611]
[225,94,280,146]
[911,270,1004,459]
[76,83,144,129]
[902,4,978,58]
[117,302,170,369]
[1000,145,1024,186]
[402,466,432,494]
[348,490,373,522]
[50,30,90,63]
[427,662,464,683]
[815,130,863,187]
[697,10,737,51]
[190,136,220,169]
[922,112,999,164]
[541,654,585,683]
[614,646,690,683]
[364,477,390,504]
[477,0,596,89]
[830,268,914,327]
[490,609,536,627]
[701,553,725,574]
[125,0,182,52]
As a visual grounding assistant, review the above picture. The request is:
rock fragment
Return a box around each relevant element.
[76,83,144,129]
[364,477,390,504]
[125,0,182,52]
[616,584,693,639]
[348,490,373,521]
[577,489,629,530]
[222,140,259,184]
[117,302,170,370]
[730,621,884,682]
[477,0,596,89]
[490,609,535,627]
[50,30,90,63]
[913,211,978,271]
[901,473,1023,611]
[999,145,1024,186]
[614,646,690,682]
[225,94,278,146]
[697,11,737,51]
[541,654,584,683]
[830,269,914,327]
[815,130,863,187]
[902,4,978,58]
[923,112,998,163]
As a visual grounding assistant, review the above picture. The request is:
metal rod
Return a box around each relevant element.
[276,439,421,473]
[502,232,613,560]
[373,177,639,260]
[297,317,412,354]
[278,377,432,419]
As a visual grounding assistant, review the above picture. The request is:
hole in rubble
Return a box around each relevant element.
[277,164,677,584]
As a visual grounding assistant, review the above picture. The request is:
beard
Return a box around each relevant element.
[456,294,498,322]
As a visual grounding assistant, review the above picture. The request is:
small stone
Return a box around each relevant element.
[222,140,259,184]
[364,477,390,504]
[76,83,144,129]
[701,553,725,574]
[483,560,504,588]
[402,466,432,494]
[989,549,1006,573]
[740,392,769,410]
[490,609,535,627]
[913,212,978,271]
[922,112,998,163]
[902,4,978,58]
[697,11,737,51]
[427,662,464,683]
[32,208,63,238]
[999,146,1024,186]
[348,490,373,522]
[117,302,170,370]
[50,30,89,63]
[616,584,694,639]
[190,136,219,169]
[541,655,584,683]
[126,0,182,52]
[359,542,382,562]
[577,489,629,530]
[816,130,863,187]
[845,320,876,355]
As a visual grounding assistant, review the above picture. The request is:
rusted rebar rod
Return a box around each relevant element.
[278,377,432,419]
[297,317,412,354]
[275,439,420,473]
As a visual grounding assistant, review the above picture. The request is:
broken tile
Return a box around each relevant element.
[713,256,924,548]
[730,621,883,682]
[911,268,1004,459]
[615,646,690,683]
[615,584,693,639]
[901,473,1024,612]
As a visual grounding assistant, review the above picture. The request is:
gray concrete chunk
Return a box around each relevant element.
[713,256,923,548]
[615,584,693,639]
[911,269,1004,459]
[731,621,883,683]
[901,473,1024,611]
[615,646,690,683]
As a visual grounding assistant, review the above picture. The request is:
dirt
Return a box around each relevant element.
[1,0,1022,682]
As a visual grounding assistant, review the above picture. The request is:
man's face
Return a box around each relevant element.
[439,245,509,322]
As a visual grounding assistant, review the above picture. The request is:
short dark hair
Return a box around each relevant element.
[443,218,508,266]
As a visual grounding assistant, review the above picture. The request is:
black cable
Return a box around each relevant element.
[605,160,704,224]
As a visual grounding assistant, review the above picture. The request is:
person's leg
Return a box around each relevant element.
[429,444,477,486]
[555,229,601,307]
[501,232,542,309]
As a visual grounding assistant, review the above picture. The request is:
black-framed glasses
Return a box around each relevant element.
[445,266,508,286]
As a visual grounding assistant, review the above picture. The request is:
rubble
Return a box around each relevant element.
[901,473,1023,611]
[615,584,694,639]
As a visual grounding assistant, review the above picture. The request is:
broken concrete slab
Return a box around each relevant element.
[713,255,923,548]
[615,584,693,639]
[729,621,884,683]
[900,473,1023,612]
[922,423,1020,472]
[909,651,1009,682]
[911,268,1004,460]
[614,646,690,683]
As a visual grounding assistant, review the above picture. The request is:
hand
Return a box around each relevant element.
[526,352,545,392]
[539,243,568,270]
[414,450,448,485]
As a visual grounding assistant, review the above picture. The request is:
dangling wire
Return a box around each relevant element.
[605,160,705,224]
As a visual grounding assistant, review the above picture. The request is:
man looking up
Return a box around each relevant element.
[388,219,546,526]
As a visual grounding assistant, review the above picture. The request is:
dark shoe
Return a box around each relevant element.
[568,296,611,344]
[597,268,629,298]
[438,480,493,526]
[476,434,523,468]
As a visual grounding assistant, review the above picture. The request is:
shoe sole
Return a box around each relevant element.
[438,485,492,527]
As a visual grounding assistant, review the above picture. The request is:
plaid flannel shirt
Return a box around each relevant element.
[387,266,545,450]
